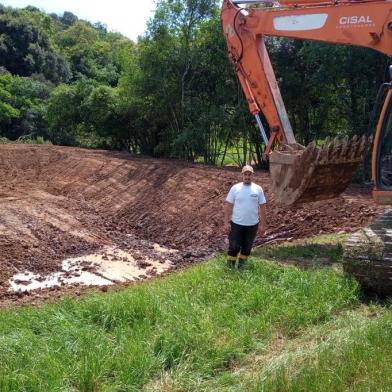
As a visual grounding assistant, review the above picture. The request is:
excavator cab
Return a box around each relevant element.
[343,82,392,298]
[373,86,392,204]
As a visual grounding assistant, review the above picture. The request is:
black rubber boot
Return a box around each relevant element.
[238,259,246,269]
[227,259,236,268]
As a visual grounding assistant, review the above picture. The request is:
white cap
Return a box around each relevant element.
[241,165,254,173]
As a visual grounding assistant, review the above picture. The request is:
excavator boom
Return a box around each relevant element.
[221,0,391,205]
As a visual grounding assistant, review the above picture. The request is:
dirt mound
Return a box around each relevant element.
[0,144,385,304]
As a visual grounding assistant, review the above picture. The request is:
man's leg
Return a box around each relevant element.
[237,254,248,269]
[227,222,241,268]
[227,255,237,268]
[238,224,258,269]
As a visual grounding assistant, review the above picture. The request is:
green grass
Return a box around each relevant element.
[0,235,391,391]
[254,233,347,265]
[252,310,392,392]
[193,142,254,166]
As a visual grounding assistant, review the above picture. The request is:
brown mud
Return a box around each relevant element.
[0,144,385,306]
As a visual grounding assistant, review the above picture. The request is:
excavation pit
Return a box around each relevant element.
[0,144,385,305]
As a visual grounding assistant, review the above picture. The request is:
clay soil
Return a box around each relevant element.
[0,144,385,306]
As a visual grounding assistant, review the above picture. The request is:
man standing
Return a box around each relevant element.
[224,165,267,268]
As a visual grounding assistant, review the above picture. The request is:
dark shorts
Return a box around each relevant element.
[228,221,258,257]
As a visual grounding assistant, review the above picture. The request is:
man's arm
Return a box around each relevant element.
[258,203,266,236]
[224,202,233,233]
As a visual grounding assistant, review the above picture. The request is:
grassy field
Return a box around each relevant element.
[1,235,392,391]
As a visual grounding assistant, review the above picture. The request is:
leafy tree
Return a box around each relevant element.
[57,20,98,48]
[10,75,51,138]
[45,80,95,144]
[0,72,20,127]
[0,8,71,82]
[56,20,122,84]
[126,0,222,159]
[60,11,78,27]
[0,71,52,139]
[268,39,388,146]
[177,14,243,164]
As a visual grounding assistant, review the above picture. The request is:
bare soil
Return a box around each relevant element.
[0,144,385,306]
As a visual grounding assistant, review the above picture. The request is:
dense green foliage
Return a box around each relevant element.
[1,236,392,390]
[0,1,388,172]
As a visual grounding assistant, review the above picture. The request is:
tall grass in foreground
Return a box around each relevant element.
[254,312,392,392]
[0,238,389,391]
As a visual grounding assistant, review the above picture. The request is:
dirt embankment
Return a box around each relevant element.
[0,144,385,304]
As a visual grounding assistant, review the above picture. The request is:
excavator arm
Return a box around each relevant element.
[221,0,392,205]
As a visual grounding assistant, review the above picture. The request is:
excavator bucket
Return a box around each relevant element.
[269,135,372,205]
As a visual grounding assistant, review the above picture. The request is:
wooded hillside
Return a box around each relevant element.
[0,0,388,173]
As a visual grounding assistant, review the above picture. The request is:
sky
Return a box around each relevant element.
[0,0,156,40]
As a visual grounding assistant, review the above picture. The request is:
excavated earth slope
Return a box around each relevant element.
[0,144,385,305]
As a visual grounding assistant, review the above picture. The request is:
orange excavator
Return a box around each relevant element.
[221,0,392,295]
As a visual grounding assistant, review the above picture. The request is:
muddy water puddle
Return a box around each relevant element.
[9,245,175,292]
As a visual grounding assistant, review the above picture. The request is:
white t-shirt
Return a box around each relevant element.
[226,182,266,226]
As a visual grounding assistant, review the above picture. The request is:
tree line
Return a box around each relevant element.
[0,0,389,173]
